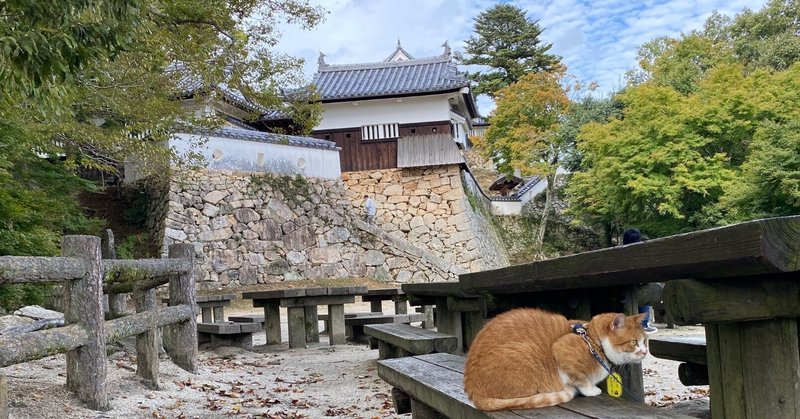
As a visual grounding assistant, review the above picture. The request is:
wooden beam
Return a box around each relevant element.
[61,235,109,411]
[102,258,191,294]
[0,324,88,368]
[163,244,197,373]
[0,256,86,283]
[663,274,800,324]
[460,216,800,294]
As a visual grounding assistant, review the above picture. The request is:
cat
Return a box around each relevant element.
[463,308,648,411]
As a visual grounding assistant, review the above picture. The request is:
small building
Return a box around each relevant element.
[310,41,479,172]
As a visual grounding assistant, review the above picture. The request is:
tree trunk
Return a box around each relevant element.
[533,174,556,260]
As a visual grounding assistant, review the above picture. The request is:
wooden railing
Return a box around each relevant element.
[0,235,198,416]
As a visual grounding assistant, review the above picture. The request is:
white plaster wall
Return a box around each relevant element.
[318,94,452,130]
[491,201,522,216]
[171,133,342,179]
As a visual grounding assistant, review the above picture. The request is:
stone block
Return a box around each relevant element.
[364,249,386,266]
[198,228,234,242]
[203,190,227,204]
[286,251,306,265]
[165,228,187,241]
[234,208,260,223]
[284,225,315,251]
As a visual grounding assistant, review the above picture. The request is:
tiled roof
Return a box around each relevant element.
[183,126,338,151]
[313,51,469,101]
[168,62,286,118]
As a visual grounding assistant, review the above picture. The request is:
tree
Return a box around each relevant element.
[457,4,560,98]
[476,68,570,257]
[729,0,800,71]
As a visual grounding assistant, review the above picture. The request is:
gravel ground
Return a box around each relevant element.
[2,303,708,418]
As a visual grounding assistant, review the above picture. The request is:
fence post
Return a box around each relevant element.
[103,229,128,318]
[165,243,197,373]
[134,287,159,389]
[61,235,110,410]
[0,371,8,419]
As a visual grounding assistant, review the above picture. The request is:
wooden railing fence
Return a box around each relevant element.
[0,235,198,416]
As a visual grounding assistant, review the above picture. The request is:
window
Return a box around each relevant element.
[410,128,416,134]
[361,123,399,140]
[324,135,331,140]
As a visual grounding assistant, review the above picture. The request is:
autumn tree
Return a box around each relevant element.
[477,68,571,257]
[457,4,560,98]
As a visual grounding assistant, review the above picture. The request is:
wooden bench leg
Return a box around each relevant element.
[287,307,306,348]
[391,387,411,414]
[421,305,434,330]
[304,306,320,343]
[213,306,225,323]
[263,302,281,345]
[328,304,346,345]
[410,398,444,419]
[201,307,212,324]
[370,300,383,313]
[435,304,463,352]
[394,300,408,314]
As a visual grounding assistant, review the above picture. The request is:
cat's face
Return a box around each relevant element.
[599,313,648,366]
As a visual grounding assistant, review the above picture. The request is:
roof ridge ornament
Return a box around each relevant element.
[318,52,328,69]
[442,41,451,58]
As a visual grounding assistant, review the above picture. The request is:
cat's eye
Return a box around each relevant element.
[629,340,637,346]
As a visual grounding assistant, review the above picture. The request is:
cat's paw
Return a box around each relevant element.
[577,385,602,397]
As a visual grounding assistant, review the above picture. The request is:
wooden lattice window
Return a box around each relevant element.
[361,123,399,140]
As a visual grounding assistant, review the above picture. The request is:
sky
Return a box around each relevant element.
[275,0,769,116]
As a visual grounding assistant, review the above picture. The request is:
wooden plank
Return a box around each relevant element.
[364,324,458,355]
[739,318,799,419]
[328,286,368,296]
[663,274,800,324]
[378,354,585,418]
[558,394,694,418]
[397,134,465,168]
[243,288,306,300]
[404,282,473,298]
[280,295,355,307]
[649,336,707,365]
[134,288,159,389]
[704,324,725,419]
[460,216,800,295]
[346,314,424,326]
[197,322,241,334]
[717,323,747,419]
[228,314,264,323]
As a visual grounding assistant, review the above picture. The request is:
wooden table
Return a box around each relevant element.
[428,215,800,412]
[162,294,235,323]
[361,288,408,314]
[402,282,483,353]
[242,286,367,348]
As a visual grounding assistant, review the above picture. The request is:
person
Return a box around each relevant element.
[363,194,376,224]
[622,228,659,334]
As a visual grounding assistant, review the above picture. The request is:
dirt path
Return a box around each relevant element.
[2,303,707,418]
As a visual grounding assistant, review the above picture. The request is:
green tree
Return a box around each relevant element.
[477,69,570,257]
[457,4,560,98]
[729,0,800,71]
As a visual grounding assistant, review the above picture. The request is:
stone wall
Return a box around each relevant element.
[341,165,508,273]
[156,165,508,290]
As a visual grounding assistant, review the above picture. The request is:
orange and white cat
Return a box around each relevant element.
[464,308,648,411]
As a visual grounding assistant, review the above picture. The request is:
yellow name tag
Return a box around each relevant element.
[606,373,623,398]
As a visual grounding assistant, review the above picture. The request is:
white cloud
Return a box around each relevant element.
[274,0,769,115]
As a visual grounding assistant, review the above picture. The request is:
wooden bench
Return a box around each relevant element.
[364,323,458,359]
[197,321,262,350]
[227,314,265,324]
[649,336,708,386]
[377,352,693,418]
[346,313,425,343]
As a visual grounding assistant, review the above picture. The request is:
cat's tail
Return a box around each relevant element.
[472,387,575,411]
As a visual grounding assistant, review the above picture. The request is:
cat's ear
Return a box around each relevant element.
[611,313,626,330]
[633,313,647,325]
